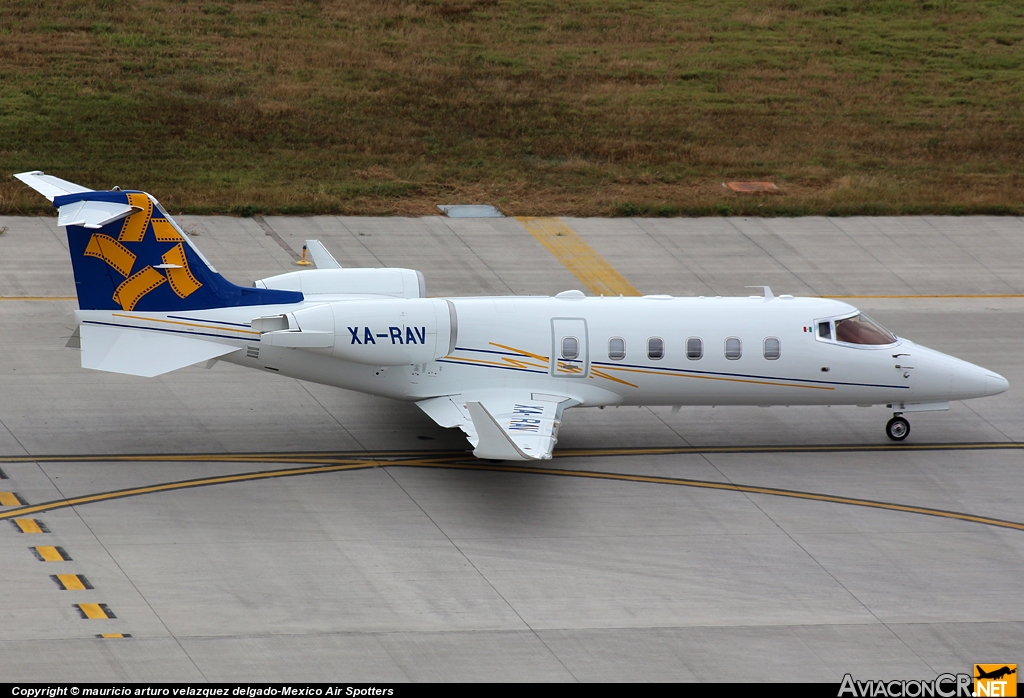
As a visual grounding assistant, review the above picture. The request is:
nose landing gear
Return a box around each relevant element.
[886,414,910,441]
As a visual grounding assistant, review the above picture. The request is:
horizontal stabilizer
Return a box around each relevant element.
[80,323,241,377]
[305,240,342,269]
[14,171,93,202]
[57,200,140,229]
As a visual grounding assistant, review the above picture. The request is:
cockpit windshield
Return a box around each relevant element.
[834,313,896,345]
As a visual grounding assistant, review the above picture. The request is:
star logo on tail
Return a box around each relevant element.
[82,193,202,311]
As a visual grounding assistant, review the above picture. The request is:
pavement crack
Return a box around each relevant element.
[0,417,30,456]
[36,462,211,682]
[253,215,300,261]
[295,381,369,454]
[693,450,937,673]
[378,465,580,682]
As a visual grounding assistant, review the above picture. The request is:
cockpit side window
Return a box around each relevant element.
[817,321,832,340]
[834,313,896,345]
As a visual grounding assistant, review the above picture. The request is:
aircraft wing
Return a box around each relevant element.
[417,392,579,460]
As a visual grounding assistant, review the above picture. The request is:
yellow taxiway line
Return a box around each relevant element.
[517,217,641,297]
[1,449,1022,532]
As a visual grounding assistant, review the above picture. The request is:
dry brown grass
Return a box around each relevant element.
[1,0,1023,216]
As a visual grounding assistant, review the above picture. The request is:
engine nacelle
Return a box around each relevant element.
[254,268,426,298]
[259,298,457,366]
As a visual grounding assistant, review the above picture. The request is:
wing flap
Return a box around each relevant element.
[80,323,241,377]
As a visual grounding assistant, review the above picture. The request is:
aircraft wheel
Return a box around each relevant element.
[886,416,910,441]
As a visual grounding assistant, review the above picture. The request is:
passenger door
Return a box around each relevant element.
[550,318,589,378]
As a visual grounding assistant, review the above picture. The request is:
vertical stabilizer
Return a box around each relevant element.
[16,173,304,311]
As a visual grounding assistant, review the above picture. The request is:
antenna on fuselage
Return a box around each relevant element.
[746,286,774,301]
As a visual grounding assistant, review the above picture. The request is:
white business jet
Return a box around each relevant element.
[15,171,1009,460]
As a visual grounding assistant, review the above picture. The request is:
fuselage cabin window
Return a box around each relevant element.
[686,337,703,360]
[763,337,781,360]
[725,337,742,360]
[561,336,580,361]
[647,337,664,360]
[608,337,625,360]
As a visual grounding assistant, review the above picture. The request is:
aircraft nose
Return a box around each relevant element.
[986,371,1010,396]
[950,358,1007,397]
[949,361,1008,400]
[907,342,1008,401]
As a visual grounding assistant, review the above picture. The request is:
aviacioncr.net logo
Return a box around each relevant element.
[839,673,973,698]
[974,665,1017,697]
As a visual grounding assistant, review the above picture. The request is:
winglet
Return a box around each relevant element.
[304,240,342,269]
[416,392,577,461]
[466,402,533,460]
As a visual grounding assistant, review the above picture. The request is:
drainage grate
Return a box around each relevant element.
[437,204,504,218]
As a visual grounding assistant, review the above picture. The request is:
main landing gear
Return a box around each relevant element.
[886,414,910,441]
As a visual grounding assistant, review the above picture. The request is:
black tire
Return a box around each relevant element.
[886,416,910,441]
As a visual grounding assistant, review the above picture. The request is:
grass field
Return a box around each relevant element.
[2,0,1023,216]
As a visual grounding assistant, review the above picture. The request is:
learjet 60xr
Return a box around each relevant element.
[15,171,1009,459]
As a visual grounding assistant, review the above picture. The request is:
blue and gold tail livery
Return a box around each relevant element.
[51,189,302,311]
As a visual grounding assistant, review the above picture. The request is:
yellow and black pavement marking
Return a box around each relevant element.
[51,574,93,591]
[11,518,49,533]
[0,491,29,506]
[0,447,1022,532]
[31,545,71,562]
[1,488,124,636]
[75,603,115,620]
[97,634,131,638]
